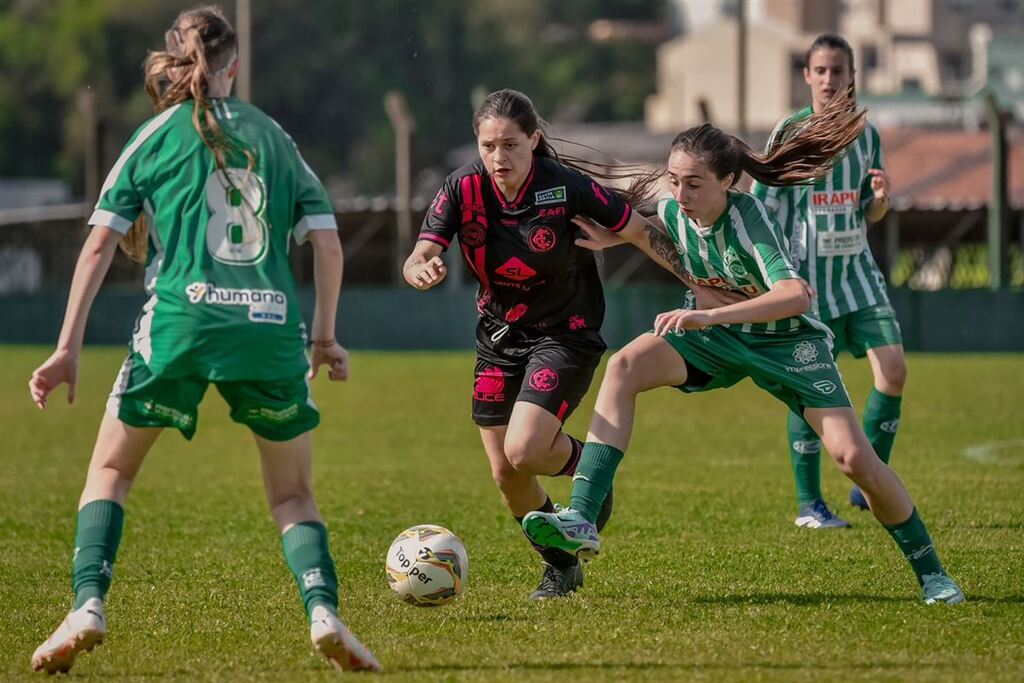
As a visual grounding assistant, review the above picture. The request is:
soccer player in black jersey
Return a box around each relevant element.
[404,89,700,599]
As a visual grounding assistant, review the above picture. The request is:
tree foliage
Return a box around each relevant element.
[0,0,662,196]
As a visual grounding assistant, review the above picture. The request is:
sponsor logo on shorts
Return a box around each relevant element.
[793,340,819,364]
[785,362,835,374]
[474,366,506,403]
[568,314,586,331]
[528,225,556,253]
[185,282,287,325]
[528,367,559,392]
[459,221,486,248]
[792,440,821,455]
[879,419,900,433]
[813,380,838,395]
[534,186,566,206]
[247,404,300,423]
[142,400,194,428]
[723,247,748,278]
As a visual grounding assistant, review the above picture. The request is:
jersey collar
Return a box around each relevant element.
[488,157,536,211]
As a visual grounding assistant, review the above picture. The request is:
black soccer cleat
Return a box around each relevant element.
[529,561,584,600]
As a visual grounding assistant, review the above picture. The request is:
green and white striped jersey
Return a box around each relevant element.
[90,97,336,381]
[752,106,890,321]
[658,192,829,337]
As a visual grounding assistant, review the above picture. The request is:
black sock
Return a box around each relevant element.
[554,435,584,477]
[515,497,578,569]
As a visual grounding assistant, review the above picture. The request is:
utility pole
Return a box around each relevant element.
[384,91,416,285]
[236,0,252,101]
[737,0,747,140]
[984,90,1010,291]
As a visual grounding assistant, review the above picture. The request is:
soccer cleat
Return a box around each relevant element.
[529,561,584,600]
[309,605,382,673]
[794,499,852,529]
[921,572,966,605]
[31,598,106,674]
[522,506,601,559]
[849,485,870,511]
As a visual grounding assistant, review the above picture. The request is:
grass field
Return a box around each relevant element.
[1,346,1022,681]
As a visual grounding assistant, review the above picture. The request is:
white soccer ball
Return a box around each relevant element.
[385,524,468,606]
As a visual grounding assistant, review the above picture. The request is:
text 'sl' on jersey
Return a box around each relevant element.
[418,157,632,332]
[751,107,890,321]
[658,191,830,338]
[89,97,336,381]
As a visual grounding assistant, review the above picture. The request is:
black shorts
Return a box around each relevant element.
[472,316,606,427]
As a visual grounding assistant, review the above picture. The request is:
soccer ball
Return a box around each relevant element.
[385,524,468,606]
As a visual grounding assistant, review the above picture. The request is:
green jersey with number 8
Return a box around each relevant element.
[90,97,336,381]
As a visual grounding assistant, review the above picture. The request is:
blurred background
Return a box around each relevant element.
[1,0,1022,349]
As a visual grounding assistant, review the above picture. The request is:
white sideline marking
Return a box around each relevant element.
[962,439,1024,464]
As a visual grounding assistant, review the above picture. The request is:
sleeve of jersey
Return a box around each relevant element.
[735,197,798,288]
[88,135,147,234]
[417,179,460,250]
[860,125,885,212]
[292,156,337,245]
[571,171,632,233]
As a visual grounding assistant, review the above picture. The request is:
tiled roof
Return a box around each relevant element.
[881,126,1024,210]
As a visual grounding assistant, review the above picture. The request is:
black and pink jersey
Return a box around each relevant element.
[419,156,632,332]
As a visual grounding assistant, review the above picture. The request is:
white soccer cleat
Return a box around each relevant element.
[31,598,106,674]
[309,605,382,673]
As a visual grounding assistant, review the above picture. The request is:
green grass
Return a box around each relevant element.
[1,346,1022,681]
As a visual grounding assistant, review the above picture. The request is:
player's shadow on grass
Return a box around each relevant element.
[689,592,1024,606]
[690,592,917,606]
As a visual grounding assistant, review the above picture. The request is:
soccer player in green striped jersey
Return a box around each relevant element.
[27,8,380,674]
[753,34,905,529]
[523,96,964,605]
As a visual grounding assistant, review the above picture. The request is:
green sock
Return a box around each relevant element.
[570,442,623,523]
[281,521,338,620]
[884,508,945,585]
[72,500,125,609]
[787,411,823,509]
[863,388,901,465]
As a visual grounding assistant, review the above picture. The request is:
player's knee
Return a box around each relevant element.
[835,445,882,488]
[503,435,547,473]
[604,349,641,391]
[878,357,907,393]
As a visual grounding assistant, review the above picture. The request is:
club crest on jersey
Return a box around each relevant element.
[534,186,566,206]
[460,221,486,248]
[723,247,748,278]
[528,225,556,253]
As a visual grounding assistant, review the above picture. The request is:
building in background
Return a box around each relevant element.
[647,0,1024,133]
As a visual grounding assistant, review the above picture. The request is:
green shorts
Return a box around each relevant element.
[825,304,902,358]
[660,326,852,415]
[106,349,320,441]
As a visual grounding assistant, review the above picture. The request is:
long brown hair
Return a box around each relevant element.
[120,6,250,262]
[626,85,866,203]
[472,89,652,207]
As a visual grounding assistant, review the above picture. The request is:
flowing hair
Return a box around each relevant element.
[624,85,866,203]
[120,6,251,262]
[472,89,653,207]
